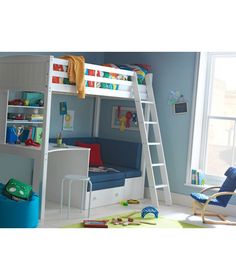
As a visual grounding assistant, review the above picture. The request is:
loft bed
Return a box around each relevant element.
[0,55,149,100]
[0,55,152,222]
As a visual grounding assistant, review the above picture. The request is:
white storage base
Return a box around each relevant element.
[83,176,144,210]
[123,176,144,200]
[83,186,124,209]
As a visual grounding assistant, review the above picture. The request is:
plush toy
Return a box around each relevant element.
[125,111,132,128]
[119,116,126,132]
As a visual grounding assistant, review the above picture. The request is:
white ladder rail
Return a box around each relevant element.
[145,74,172,205]
[132,72,172,207]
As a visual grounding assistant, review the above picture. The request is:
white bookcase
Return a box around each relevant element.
[0,55,90,223]
[0,55,53,222]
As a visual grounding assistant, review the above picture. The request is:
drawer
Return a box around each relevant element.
[84,187,124,209]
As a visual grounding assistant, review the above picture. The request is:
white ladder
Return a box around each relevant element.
[132,73,172,208]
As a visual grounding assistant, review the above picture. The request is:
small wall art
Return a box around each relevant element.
[63,110,75,131]
[111,106,139,132]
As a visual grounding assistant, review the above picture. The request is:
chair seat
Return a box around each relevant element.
[191,192,226,207]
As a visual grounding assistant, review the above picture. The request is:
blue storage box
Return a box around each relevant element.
[6,127,17,144]
[0,183,39,228]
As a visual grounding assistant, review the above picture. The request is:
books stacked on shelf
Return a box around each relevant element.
[191,169,205,186]
[19,126,43,144]
[28,114,43,122]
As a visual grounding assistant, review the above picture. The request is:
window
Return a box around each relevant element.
[187,53,236,186]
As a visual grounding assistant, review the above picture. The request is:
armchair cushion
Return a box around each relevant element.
[217,167,236,206]
[190,192,223,207]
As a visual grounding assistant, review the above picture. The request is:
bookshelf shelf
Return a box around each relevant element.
[8,105,44,109]
[7,120,43,124]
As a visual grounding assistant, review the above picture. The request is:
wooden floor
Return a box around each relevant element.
[39,199,236,228]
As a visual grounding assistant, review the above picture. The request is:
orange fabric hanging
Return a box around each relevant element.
[60,55,85,99]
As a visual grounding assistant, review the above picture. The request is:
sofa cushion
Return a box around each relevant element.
[98,138,142,169]
[76,142,103,166]
[90,179,125,191]
[89,169,125,183]
[104,164,141,178]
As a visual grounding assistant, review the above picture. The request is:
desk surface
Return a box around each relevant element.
[48,143,90,153]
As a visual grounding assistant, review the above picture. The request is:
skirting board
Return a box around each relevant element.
[144,187,236,217]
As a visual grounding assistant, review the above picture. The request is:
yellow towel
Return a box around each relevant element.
[60,55,85,99]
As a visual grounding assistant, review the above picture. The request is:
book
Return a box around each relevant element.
[29,127,36,140]
[19,126,35,142]
[83,220,108,228]
[34,127,43,144]
[191,169,197,184]
[191,169,205,185]
[30,114,43,121]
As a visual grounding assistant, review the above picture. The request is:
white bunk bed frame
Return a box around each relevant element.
[0,55,149,222]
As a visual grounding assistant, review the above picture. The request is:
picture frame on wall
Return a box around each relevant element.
[173,102,188,115]
[111,106,139,132]
[63,110,75,131]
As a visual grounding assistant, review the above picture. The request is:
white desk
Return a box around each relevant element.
[46,143,90,209]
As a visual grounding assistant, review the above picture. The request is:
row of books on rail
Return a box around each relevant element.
[6,126,43,145]
[191,169,205,186]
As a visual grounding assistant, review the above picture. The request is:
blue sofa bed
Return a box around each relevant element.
[50,137,142,191]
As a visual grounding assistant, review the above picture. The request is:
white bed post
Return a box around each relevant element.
[93,96,101,137]
[38,56,53,223]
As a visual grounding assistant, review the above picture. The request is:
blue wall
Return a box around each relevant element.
[102,52,197,197]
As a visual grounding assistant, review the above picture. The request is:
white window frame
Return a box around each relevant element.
[186,52,236,187]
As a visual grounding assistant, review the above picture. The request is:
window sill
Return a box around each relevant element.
[184,183,212,189]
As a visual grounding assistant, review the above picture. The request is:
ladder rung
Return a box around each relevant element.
[148,142,161,146]
[152,163,165,167]
[141,100,154,104]
[144,121,158,124]
[155,184,168,189]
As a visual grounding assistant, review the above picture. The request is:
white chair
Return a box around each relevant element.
[60,175,93,219]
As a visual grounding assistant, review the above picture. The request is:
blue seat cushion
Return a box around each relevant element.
[104,164,141,178]
[190,192,224,207]
[0,183,39,228]
[90,179,125,191]
[89,170,125,183]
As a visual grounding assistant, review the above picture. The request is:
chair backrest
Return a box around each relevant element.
[218,167,236,207]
